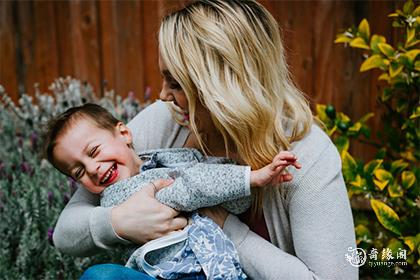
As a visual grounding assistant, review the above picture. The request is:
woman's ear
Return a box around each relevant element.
[115,122,133,145]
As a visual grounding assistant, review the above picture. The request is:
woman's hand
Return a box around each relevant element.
[111,179,188,244]
[199,206,229,228]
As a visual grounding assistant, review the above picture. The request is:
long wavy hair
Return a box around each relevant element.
[159,0,313,215]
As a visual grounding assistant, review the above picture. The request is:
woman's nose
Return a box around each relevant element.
[159,81,174,102]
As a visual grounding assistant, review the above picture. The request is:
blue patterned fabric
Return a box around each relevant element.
[141,213,246,279]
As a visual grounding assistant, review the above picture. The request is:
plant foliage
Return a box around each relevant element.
[317,0,419,277]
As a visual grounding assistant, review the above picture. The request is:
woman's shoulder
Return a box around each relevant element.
[127,101,188,151]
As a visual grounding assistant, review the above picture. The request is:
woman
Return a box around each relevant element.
[55,1,357,279]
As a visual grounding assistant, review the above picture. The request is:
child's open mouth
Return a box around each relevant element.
[100,163,118,185]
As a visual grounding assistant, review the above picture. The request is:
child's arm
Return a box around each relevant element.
[250,151,301,187]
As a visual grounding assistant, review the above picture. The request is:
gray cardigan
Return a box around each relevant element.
[53,101,358,279]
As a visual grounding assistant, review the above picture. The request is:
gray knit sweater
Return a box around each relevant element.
[53,101,358,279]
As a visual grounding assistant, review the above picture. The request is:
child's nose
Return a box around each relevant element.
[85,161,99,176]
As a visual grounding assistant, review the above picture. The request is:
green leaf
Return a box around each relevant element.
[370,199,402,236]
[360,55,383,72]
[388,181,404,197]
[390,159,409,173]
[358,19,370,40]
[402,171,416,189]
[350,37,370,50]
[378,43,395,57]
[381,88,393,101]
[364,159,383,175]
[388,238,404,257]
[334,136,349,153]
[350,174,364,187]
[370,34,386,53]
[403,0,414,15]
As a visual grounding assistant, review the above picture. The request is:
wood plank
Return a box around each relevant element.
[141,0,161,101]
[0,0,18,101]
[69,0,101,96]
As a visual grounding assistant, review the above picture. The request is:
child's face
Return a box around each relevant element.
[52,118,141,194]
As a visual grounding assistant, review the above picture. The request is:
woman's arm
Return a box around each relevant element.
[221,141,358,279]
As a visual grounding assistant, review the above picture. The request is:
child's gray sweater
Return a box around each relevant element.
[100,148,250,278]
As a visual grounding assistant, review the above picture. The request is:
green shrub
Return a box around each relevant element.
[317,0,419,278]
[0,77,148,279]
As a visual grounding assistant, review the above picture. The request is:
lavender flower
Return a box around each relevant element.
[20,162,33,175]
[30,131,39,149]
[47,228,54,245]
[63,193,70,205]
[47,191,54,206]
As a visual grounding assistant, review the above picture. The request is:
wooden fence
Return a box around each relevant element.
[0,0,402,159]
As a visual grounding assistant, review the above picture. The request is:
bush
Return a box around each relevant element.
[0,77,148,279]
[317,0,419,278]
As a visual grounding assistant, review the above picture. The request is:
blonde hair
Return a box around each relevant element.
[159,0,313,215]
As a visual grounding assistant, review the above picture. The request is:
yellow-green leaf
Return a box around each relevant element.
[406,39,420,48]
[414,5,420,16]
[355,224,372,244]
[415,60,420,72]
[409,106,420,119]
[404,49,420,62]
[348,122,362,133]
[364,159,383,174]
[370,34,386,53]
[350,174,363,187]
[370,199,401,236]
[337,112,351,123]
[378,43,395,57]
[388,13,399,18]
[391,159,409,173]
[402,171,416,189]
[378,73,390,82]
[342,151,357,180]
[359,112,374,123]
[403,236,416,253]
[389,65,404,78]
[335,35,352,44]
[388,181,404,197]
[316,104,328,123]
[350,37,370,50]
[388,238,404,257]
[403,0,414,14]
[360,55,383,72]
[374,179,389,190]
[406,28,416,46]
[358,19,370,40]
[374,168,393,181]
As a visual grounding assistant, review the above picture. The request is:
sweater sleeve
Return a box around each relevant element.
[155,164,252,214]
[52,101,182,256]
[223,141,358,279]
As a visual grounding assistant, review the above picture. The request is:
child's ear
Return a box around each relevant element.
[116,122,133,145]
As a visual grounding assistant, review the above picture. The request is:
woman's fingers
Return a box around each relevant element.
[149,178,174,193]
[110,179,182,244]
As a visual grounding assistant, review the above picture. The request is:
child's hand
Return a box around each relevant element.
[250,151,301,187]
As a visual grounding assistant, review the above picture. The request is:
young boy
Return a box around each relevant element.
[44,103,300,279]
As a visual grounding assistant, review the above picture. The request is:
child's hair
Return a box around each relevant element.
[43,103,120,167]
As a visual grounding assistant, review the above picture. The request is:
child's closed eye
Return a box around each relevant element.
[74,167,84,180]
[89,145,100,157]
